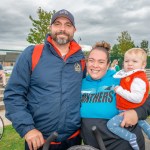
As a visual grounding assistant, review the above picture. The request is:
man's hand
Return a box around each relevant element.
[24,129,44,150]
[119,109,138,128]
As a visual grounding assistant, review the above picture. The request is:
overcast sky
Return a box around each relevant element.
[0,0,150,50]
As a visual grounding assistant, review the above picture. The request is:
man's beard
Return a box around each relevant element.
[51,31,73,45]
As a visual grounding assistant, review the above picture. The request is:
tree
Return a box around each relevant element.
[110,44,121,58]
[110,44,123,68]
[140,40,149,53]
[117,31,135,56]
[27,7,55,44]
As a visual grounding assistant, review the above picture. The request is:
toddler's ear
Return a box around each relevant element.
[143,64,146,69]
[142,62,147,69]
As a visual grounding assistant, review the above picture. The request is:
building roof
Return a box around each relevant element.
[0,49,22,62]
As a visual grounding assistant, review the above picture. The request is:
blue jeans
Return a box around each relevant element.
[107,114,150,141]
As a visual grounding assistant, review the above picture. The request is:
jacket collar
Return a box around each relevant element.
[46,34,81,61]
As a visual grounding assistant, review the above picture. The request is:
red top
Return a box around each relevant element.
[116,71,149,110]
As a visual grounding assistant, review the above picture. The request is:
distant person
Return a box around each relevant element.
[0,63,6,87]
[110,59,120,71]
[0,117,4,139]
[107,48,150,150]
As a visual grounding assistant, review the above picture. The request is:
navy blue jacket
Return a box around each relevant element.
[4,35,85,141]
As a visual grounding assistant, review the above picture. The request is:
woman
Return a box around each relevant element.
[0,63,6,87]
[110,59,120,71]
[80,41,150,150]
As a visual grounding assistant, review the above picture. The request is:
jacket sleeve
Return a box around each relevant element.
[3,46,35,137]
[134,95,150,120]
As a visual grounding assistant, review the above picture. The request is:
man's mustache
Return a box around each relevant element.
[56,31,69,36]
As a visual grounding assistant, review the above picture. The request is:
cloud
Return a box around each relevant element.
[0,0,150,50]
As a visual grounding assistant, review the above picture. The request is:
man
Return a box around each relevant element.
[0,63,6,87]
[4,9,85,150]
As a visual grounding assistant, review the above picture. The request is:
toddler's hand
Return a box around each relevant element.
[114,86,119,92]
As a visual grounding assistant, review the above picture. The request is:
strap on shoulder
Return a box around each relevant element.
[80,59,86,71]
[32,44,44,71]
[32,45,85,72]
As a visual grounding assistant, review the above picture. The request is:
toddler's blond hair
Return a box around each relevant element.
[125,48,147,64]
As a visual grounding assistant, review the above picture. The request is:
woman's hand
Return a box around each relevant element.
[119,109,138,127]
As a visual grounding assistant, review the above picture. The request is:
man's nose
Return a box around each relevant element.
[60,25,65,31]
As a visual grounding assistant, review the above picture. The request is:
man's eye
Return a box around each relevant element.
[55,23,60,25]
[53,22,60,26]
[66,24,72,27]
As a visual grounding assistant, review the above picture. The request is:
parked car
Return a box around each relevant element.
[3,66,13,75]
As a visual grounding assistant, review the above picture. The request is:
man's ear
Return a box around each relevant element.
[48,25,51,30]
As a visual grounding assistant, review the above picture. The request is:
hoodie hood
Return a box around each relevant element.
[81,69,120,119]
[86,69,116,82]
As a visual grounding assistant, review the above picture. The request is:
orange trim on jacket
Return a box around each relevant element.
[116,71,149,110]
[44,130,80,145]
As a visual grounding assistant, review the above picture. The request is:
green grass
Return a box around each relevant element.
[0,125,24,150]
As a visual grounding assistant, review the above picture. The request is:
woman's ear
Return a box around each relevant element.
[107,63,110,70]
